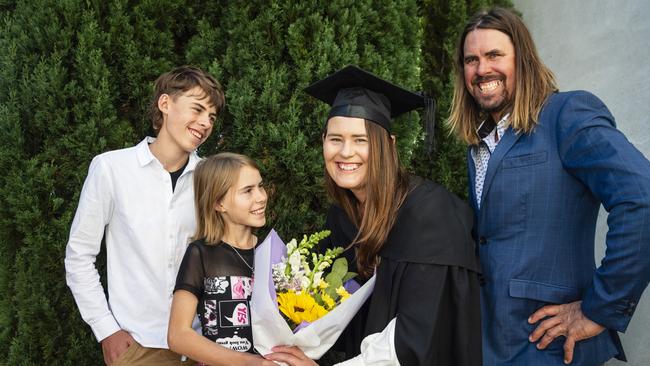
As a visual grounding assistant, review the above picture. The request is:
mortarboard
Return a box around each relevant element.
[304,65,436,153]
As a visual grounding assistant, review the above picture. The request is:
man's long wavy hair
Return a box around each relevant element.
[324,120,409,278]
[448,7,558,145]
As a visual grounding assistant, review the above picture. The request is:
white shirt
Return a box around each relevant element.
[65,137,200,348]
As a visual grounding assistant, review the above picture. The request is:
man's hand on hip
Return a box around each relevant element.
[101,329,135,366]
[528,300,605,364]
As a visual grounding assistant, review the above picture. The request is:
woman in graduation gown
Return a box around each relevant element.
[267,66,482,366]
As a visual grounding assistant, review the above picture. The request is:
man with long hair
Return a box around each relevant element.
[448,7,650,366]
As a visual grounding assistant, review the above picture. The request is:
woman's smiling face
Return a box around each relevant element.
[323,116,369,202]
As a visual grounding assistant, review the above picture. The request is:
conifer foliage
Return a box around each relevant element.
[0,0,509,363]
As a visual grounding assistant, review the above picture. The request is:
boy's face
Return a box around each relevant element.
[157,86,217,152]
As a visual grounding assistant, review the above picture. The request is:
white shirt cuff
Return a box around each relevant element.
[90,315,122,342]
[336,317,399,366]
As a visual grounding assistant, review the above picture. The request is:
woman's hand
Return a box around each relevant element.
[265,346,319,366]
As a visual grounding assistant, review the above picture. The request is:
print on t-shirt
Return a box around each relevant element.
[216,334,252,352]
[175,241,256,354]
[203,300,219,336]
[231,276,253,299]
[220,300,250,327]
[205,276,229,294]
[199,275,254,352]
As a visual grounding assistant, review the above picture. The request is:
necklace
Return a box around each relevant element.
[225,243,254,272]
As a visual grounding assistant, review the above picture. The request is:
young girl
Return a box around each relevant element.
[268,66,482,365]
[168,153,276,366]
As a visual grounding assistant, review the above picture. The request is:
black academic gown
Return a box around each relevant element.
[320,176,482,366]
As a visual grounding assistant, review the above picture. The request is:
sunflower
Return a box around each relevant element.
[277,290,330,326]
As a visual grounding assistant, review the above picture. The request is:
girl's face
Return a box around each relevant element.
[323,116,369,202]
[218,166,267,229]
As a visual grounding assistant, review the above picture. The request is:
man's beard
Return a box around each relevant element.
[478,87,511,116]
[470,75,512,118]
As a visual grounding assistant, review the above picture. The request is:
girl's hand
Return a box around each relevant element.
[265,346,319,366]
[241,353,278,366]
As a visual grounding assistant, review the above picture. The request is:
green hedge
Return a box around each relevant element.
[0,0,509,364]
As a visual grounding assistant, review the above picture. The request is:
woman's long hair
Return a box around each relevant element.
[448,7,558,145]
[324,120,409,278]
[192,152,259,244]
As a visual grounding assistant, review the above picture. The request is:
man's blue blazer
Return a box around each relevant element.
[469,91,650,365]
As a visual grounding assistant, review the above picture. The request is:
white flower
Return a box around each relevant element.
[289,251,302,275]
[312,272,323,289]
[300,275,311,290]
[290,276,303,292]
[286,238,297,253]
[303,260,312,275]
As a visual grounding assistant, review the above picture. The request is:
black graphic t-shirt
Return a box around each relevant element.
[174,239,255,353]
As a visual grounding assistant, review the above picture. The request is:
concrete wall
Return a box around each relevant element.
[511,1,650,364]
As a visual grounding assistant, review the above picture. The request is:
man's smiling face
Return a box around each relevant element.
[463,28,516,121]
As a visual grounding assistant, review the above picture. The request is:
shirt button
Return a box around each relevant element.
[479,236,487,245]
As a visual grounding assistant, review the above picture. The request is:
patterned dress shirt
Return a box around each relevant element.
[471,113,510,209]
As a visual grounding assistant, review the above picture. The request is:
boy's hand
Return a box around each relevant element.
[101,330,135,365]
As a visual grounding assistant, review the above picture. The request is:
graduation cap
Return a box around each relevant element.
[304,65,436,153]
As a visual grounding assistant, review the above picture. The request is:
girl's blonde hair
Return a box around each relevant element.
[192,152,259,244]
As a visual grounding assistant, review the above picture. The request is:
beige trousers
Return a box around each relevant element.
[112,342,196,366]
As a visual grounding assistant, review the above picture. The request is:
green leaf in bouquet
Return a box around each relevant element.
[342,271,357,283]
[329,258,348,280]
[325,277,342,300]
[325,283,343,301]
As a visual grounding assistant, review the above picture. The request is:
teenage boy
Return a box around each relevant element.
[65,66,225,365]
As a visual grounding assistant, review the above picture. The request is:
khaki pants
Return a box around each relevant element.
[112,342,196,366]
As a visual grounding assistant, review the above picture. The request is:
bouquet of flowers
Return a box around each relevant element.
[272,230,357,329]
[251,229,375,359]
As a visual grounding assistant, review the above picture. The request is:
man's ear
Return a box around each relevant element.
[158,94,170,114]
[390,135,396,145]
